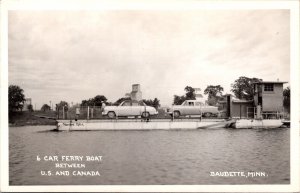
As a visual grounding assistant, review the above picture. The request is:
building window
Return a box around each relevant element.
[264,84,274,91]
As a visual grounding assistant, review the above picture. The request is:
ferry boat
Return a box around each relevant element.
[55,118,228,131]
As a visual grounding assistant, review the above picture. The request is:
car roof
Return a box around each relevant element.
[122,100,142,103]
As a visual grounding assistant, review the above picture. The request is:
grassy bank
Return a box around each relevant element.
[9,111,57,126]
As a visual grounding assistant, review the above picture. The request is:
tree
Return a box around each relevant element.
[173,86,197,105]
[204,85,224,98]
[143,98,160,109]
[56,101,69,111]
[81,100,89,106]
[153,98,160,109]
[231,76,262,100]
[41,104,51,112]
[173,95,186,105]
[206,97,219,106]
[184,86,196,100]
[27,104,34,112]
[283,87,290,112]
[204,85,224,106]
[9,85,26,112]
[93,95,107,106]
[81,95,107,107]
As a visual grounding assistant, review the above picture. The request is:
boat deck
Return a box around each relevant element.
[56,118,228,131]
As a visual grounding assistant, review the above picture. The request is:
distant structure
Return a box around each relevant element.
[22,98,32,111]
[130,84,142,101]
[219,80,287,119]
[194,87,205,103]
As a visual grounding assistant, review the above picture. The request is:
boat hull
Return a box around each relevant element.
[233,119,283,129]
[56,119,227,131]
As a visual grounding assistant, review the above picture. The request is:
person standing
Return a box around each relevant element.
[101,101,106,112]
[75,107,80,120]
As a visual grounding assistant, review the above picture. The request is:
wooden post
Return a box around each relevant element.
[257,105,262,119]
[239,104,242,119]
[200,105,202,122]
[56,106,59,119]
[116,108,118,120]
[63,106,65,119]
[172,105,174,121]
[87,106,90,120]
[91,108,94,119]
[227,95,231,118]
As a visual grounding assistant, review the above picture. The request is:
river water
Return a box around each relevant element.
[9,126,290,185]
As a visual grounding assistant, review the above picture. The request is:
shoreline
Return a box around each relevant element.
[9,122,57,127]
[9,111,57,127]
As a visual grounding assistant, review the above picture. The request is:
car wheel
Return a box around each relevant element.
[173,111,180,118]
[107,111,116,118]
[203,112,212,117]
[142,112,150,118]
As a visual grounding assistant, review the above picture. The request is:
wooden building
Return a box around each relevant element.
[219,95,253,118]
[253,81,287,113]
[219,80,287,119]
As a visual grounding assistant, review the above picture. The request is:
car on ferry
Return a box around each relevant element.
[167,100,219,118]
[102,100,158,118]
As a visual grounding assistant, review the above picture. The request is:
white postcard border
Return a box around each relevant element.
[1,0,299,192]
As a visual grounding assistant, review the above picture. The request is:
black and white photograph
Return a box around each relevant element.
[1,0,299,192]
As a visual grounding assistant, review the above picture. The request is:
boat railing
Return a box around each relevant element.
[247,107,288,119]
[55,105,225,121]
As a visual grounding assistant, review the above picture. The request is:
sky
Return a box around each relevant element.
[8,10,290,109]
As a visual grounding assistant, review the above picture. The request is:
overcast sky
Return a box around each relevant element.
[8,10,290,109]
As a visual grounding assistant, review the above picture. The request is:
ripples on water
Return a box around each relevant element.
[9,126,290,185]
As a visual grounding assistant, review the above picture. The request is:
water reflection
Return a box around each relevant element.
[9,126,290,185]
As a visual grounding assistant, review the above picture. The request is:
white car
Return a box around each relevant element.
[102,100,158,118]
[168,100,219,118]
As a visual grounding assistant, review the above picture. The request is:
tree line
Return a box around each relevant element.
[9,76,291,113]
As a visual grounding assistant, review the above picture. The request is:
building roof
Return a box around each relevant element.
[218,99,253,104]
[232,99,253,103]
